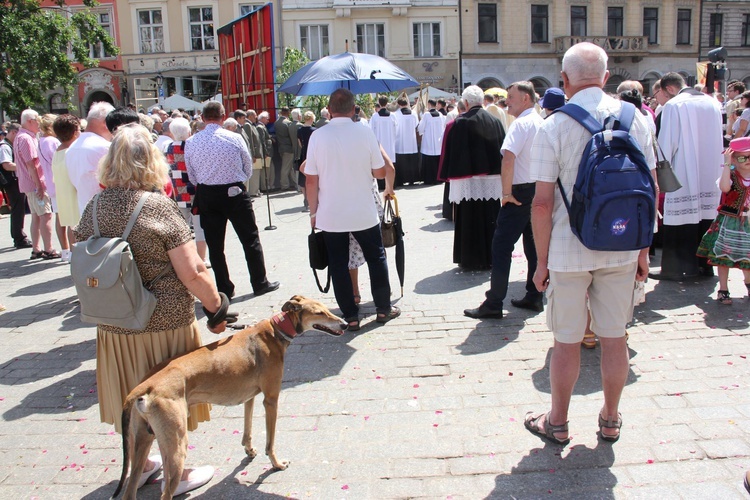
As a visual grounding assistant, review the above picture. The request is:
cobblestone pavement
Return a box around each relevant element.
[0,184,749,499]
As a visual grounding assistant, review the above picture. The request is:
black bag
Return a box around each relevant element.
[381,196,398,248]
[652,135,683,193]
[308,229,330,293]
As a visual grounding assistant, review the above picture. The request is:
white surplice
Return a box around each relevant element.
[369,111,399,160]
[658,89,723,225]
[395,108,419,154]
[417,111,446,156]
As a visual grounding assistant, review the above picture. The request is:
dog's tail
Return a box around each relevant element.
[111,398,133,499]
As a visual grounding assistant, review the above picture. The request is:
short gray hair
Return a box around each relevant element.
[87,102,115,121]
[462,85,485,108]
[223,118,238,131]
[20,109,39,126]
[162,118,173,134]
[291,108,301,121]
[562,42,608,85]
[170,117,191,142]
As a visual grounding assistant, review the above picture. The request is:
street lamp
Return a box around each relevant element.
[155,74,164,105]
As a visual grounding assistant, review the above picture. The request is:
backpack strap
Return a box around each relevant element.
[92,193,102,238]
[555,103,603,135]
[122,192,151,241]
[615,102,636,133]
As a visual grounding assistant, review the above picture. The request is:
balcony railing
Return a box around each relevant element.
[555,36,649,56]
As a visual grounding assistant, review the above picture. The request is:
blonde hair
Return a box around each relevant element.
[98,124,168,191]
[40,114,57,136]
[303,110,315,123]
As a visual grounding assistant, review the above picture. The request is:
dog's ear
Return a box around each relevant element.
[281,299,302,313]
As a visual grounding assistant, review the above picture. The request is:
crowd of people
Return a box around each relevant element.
[3,39,750,493]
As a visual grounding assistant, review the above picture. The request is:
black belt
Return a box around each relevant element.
[197,182,245,190]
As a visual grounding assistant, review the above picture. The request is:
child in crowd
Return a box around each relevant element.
[697,137,750,304]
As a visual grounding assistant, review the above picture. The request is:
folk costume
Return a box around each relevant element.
[440,105,505,269]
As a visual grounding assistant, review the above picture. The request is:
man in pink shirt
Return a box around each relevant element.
[13,109,58,259]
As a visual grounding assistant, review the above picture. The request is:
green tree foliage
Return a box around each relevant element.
[0,0,118,117]
[276,47,309,109]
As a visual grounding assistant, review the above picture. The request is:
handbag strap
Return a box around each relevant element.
[651,132,667,162]
[92,191,150,240]
[312,268,331,293]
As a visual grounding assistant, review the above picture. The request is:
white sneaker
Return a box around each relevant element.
[61,249,72,263]
[162,465,214,496]
[137,455,163,488]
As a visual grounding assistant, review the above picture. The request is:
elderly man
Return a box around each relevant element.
[274,108,295,191]
[441,85,505,270]
[14,109,58,259]
[66,102,114,215]
[465,81,544,319]
[256,111,275,192]
[154,117,174,152]
[0,123,32,249]
[185,101,279,299]
[649,72,723,281]
[305,88,400,330]
[235,110,262,197]
[526,42,654,445]
[314,108,330,128]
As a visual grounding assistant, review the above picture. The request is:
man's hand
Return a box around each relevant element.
[636,250,649,282]
[501,194,521,207]
[533,263,550,292]
[310,214,316,229]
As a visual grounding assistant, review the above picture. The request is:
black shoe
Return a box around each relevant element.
[647,272,685,281]
[254,281,280,297]
[14,240,32,249]
[510,296,544,312]
[464,303,503,319]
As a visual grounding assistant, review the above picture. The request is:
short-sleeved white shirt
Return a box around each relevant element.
[500,108,544,185]
[530,87,656,273]
[305,117,385,232]
[66,131,111,214]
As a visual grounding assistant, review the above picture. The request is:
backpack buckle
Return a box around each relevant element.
[603,130,613,143]
[87,277,99,288]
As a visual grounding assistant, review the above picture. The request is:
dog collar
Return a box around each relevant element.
[271,312,297,342]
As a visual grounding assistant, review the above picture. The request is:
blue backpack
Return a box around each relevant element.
[555,102,656,251]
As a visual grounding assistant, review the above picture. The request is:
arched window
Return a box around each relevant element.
[476,77,503,90]
[529,77,552,95]
[49,93,68,114]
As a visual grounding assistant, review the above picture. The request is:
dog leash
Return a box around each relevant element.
[226,323,248,330]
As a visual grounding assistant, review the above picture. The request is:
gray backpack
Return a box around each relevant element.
[71,192,158,330]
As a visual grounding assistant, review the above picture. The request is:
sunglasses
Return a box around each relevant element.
[735,155,750,162]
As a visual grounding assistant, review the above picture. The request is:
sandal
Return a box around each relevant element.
[598,412,622,442]
[717,290,732,305]
[346,317,360,332]
[524,411,570,446]
[582,331,596,349]
[353,294,361,305]
[30,250,44,260]
[42,250,61,260]
[376,306,401,324]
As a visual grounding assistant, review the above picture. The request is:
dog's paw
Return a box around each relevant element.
[245,447,257,459]
[272,459,289,470]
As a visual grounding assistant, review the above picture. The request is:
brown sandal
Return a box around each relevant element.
[582,331,596,349]
[524,411,570,446]
[598,412,622,442]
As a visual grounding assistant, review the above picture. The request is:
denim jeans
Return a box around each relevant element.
[323,223,391,320]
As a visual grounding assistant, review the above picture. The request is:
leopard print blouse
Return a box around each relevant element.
[74,187,195,335]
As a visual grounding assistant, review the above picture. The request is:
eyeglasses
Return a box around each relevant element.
[736,155,750,162]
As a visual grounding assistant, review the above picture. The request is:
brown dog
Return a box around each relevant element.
[113,295,346,499]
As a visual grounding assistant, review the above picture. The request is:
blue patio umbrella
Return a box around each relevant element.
[277,52,419,96]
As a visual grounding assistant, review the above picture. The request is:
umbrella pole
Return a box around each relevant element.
[263,164,276,231]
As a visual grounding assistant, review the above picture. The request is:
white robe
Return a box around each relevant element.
[417,112,446,156]
[369,111,398,160]
[395,109,419,154]
[658,90,723,225]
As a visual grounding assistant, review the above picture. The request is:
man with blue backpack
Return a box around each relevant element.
[523,42,656,446]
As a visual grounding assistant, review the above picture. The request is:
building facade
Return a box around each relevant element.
[113,0,281,111]
[700,0,750,90]
[282,0,460,94]
[461,0,702,96]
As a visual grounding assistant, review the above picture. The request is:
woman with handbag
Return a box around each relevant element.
[74,124,230,495]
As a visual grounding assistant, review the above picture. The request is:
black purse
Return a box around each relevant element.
[652,134,682,193]
[308,229,330,293]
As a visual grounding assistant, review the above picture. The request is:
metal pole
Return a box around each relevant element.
[263,164,276,230]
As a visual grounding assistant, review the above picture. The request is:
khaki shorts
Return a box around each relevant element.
[546,262,637,344]
[27,191,53,216]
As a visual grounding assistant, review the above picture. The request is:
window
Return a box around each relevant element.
[531,5,548,43]
[709,13,723,47]
[189,7,215,51]
[478,4,498,43]
[643,8,658,44]
[743,14,750,46]
[608,7,623,37]
[413,22,440,57]
[676,9,691,45]
[300,25,329,60]
[356,23,385,57]
[240,3,265,16]
[138,9,164,53]
[571,6,587,37]
[90,12,114,59]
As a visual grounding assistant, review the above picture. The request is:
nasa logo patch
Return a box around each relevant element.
[611,218,629,236]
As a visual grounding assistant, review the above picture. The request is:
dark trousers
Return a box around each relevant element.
[323,224,391,320]
[485,183,541,309]
[660,220,713,277]
[197,183,269,297]
[3,179,28,245]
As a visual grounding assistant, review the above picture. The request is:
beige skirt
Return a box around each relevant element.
[96,320,211,434]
